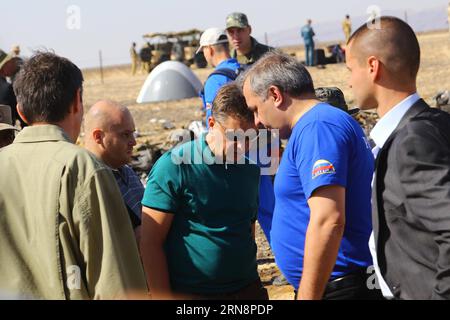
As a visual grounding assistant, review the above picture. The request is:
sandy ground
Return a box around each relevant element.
[81,30,450,300]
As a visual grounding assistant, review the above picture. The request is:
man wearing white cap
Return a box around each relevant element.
[198,27,241,128]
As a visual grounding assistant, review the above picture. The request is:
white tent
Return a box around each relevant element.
[136,61,203,103]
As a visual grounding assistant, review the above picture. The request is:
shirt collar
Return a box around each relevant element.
[370,93,420,149]
[13,124,72,144]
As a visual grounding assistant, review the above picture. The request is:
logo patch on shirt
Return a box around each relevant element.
[312,160,336,179]
[206,103,212,111]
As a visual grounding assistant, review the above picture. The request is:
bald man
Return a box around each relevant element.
[84,100,143,238]
[347,16,450,300]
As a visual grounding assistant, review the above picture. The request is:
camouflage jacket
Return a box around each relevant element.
[231,37,273,66]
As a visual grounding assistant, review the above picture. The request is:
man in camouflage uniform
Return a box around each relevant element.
[130,42,139,76]
[140,43,153,74]
[225,12,273,66]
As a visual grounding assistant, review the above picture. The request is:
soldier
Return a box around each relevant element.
[225,12,273,66]
[140,42,153,73]
[342,15,352,43]
[130,42,139,76]
[171,40,185,63]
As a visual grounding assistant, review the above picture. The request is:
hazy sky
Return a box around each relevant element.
[2,0,447,68]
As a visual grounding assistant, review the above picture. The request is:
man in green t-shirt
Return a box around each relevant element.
[140,83,268,300]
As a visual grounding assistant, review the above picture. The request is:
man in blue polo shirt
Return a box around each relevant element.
[243,52,382,300]
[198,27,240,129]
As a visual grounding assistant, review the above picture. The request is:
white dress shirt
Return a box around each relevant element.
[369,93,421,298]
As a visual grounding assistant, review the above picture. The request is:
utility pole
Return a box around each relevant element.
[99,50,104,84]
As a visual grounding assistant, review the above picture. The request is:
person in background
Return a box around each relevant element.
[130,42,139,76]
[342,15,352,43]
[225,12,273,66]
[301,19,316,66]
[84,100,143,242]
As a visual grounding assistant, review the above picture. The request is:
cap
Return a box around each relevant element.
[226,12,249,29]
[315,87,348,112]
[196,28,228,54]
[0,105,18,132]
[0,49,14,70]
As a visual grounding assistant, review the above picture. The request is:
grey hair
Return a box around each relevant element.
[243,51,315,100]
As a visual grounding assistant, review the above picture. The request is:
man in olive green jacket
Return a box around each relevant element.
[0,52,147,299]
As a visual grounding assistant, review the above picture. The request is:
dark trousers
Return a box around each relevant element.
[179,278,269,300]
[295,269,384,300]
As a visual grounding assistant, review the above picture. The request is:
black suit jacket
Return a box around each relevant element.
[373,99,450,300]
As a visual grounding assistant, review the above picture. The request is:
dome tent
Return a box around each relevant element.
[136,61,203,103]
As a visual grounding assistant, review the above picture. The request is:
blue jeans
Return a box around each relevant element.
[305,43,315,66]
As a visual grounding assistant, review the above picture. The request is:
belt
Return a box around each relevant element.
[325,269,367,293]
[293,268,369,299]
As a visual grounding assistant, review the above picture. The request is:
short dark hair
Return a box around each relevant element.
[212,83,253,123]
[13,52,83,124]
[243,51,315,99]
[348,16,420,80]
[212,35,230,52]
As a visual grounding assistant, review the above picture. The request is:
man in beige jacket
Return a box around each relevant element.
[0,52,147,299]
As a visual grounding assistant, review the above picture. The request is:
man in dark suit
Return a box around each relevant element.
[346,16,450,300]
